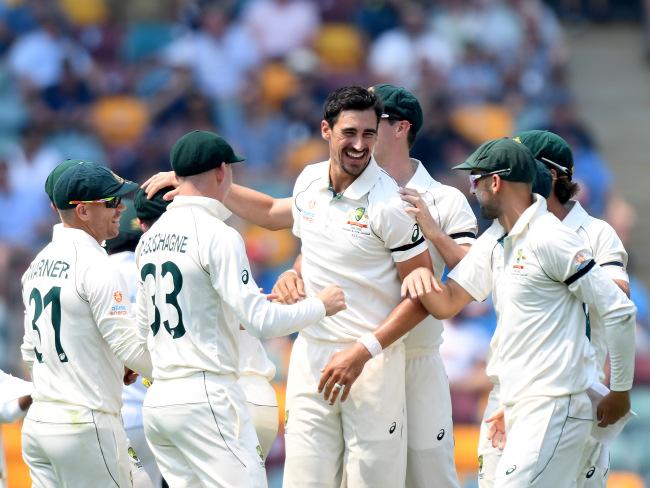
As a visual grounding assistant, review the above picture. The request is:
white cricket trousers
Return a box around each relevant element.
[493,393,593,487]
[283,334,407,488]
[238,374,279,460]
[22,402,131,487]
[405,348,460,488]
[143,372,267,488]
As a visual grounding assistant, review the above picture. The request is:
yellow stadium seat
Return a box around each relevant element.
[453,423,480,478]
[450,104,514,145]
[607,471,646,488]
[314,23,365,72]
[90,95,150,147]
[2,422,30,488]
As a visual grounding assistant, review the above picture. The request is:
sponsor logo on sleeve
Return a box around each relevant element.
[241,270,249,284]
[110,290,128,315]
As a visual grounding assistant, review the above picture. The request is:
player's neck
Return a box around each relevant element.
[546,195,569,220]
[376,151,416,187]
[498,192,535,233]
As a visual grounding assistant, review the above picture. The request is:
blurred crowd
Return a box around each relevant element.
[0,0,649,481]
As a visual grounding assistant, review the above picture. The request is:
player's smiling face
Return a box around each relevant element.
[322,109,378,178]
[84,200,126,241]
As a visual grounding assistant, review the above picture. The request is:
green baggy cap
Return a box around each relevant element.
[516,130,574,178]
[453,137,536,183]
[170,130,244,177]
[133,187,173,221]
[44,159,85,205]
[53,161,138,210]
[371,83,423,135]
[532,160,553,198]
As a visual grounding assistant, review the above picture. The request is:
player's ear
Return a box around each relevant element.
[321,120,331,141]
[75,203,91,222]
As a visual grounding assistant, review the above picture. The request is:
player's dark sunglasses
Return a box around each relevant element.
[468,168,511,193]
[68,196,122,208]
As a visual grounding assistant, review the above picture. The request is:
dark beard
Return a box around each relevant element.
[479,203,498,220]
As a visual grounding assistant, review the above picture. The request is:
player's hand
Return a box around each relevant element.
[317,285,346,316]
[401,267,442,299]
[18,395,33,411]
[123,367,138,386]
[596,390,630,427]
[141,171,179,200]
[399,188,440,240]
[318,343,370,405]
[272,270,306,304]
[485,407,507,450]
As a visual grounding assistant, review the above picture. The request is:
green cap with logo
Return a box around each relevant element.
[532,160,552,198]
[53,161,138,210]
[170,130,244,177]
[515,130,574,179]
[133,187,172,221]
[104,199,143,252]
[44,159,85,205]
[371,84,423,135]
[453,137,536,183]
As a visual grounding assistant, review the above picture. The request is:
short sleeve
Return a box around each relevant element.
[533,223,595,284]
[591,221,629,283]
[447,231,495,302]
[374,197,427,263]
[436,187,478,245]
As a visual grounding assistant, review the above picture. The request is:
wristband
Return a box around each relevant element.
[357,333,383,357]
[282,269,299,277]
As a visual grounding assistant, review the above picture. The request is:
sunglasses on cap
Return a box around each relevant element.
[468,168,511,194]
[539,157,570,176]
[68,196,122,208]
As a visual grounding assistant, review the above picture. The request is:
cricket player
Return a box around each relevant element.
[137,130,346,487]
[21,161,153,487]
[43,159,155,487]
[477,131,632,488]
[369,83,475,488]
[136,183,281,460]
[321,137,636,488]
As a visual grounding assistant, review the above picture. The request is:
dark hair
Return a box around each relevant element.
[553,177,580,204]
[386,118,417,148]
[323,86,382,128]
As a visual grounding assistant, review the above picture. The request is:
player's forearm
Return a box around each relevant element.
[101,318,153,377]
[373,298,429,349]
[240,295,325,339]
[225,185,293,230]
[426,230,470,270]
[570,267,636,390]
[420,282,468,320]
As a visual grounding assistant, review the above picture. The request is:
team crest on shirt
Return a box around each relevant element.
[343,207,370,236]
[511,248,528,275]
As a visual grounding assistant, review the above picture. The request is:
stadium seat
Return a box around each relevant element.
[607,471,645,488]
[1,422,30,488]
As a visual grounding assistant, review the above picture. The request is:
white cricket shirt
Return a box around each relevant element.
[21,225,152,417]
[563,200,629,381]
[403,160,477,355]
[135,196,325,396]
[238,329,276,380]
[448,196,636,405]
[292,159,428,342]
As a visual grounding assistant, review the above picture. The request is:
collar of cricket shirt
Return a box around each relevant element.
[338,158,381,201]
[54,225,106,252]
[561,200,589,232]
[168,195,233,222]
[508,193,548,238]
